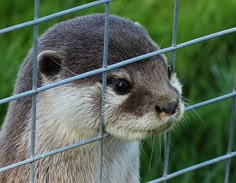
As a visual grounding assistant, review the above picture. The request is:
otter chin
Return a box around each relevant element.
[0,14,184,182]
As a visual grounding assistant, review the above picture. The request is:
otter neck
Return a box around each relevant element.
[24,100,141,182]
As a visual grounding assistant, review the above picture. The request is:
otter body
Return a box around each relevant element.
[0,14,184,182]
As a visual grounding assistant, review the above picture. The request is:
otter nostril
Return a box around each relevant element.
[155,101,178,115]
[155,105,161,114]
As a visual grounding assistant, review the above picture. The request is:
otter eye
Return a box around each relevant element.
[168,65,172,79]
[107,78,131,95]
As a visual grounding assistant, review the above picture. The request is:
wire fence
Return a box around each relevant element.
[0,0,236,182]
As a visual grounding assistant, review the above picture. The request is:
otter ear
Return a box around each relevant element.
[38,50,63,77]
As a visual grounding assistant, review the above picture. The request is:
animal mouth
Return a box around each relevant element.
[105,108,183,139]
[147,122,172,134]
[130,122,173,136]
[105,120,175,140]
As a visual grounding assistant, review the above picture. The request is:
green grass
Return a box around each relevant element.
[0,0,235,182]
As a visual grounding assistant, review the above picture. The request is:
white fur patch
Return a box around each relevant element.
[36,71,184,141]
[37,84,101,138]
[170,73,182,95]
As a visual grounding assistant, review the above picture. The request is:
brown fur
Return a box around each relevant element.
[0,14,184,182]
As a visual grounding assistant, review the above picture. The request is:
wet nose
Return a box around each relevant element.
[155,101,178,115]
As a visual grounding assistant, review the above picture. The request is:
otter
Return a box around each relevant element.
[0,14,184,182]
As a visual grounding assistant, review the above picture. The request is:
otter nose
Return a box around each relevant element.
[155,101,178,115]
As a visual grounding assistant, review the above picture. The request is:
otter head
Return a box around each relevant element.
[37,14,184,140]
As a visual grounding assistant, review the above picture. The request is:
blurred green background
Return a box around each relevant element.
[0,0,235,182]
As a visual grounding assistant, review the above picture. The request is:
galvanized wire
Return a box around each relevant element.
[0,1,235,183]
[163,133,170,182]
[147,151,236,183]
[185,92,236,111]
[0,92,235,174]
[171,0,179,72]
[0,0,111,34]
[98,2,110,183]
[30,0,39,182]
[224,78,236,183]
[0,134,109,173]
[1,28,235,105]
[163,0,179,182]
[0,93,235,174]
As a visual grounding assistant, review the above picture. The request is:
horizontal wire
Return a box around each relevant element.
[0,27,235,105]
[0,92,235,173]
[0,134,109,173]
[0,0,111,34]
[0,2,235,181]
[185,92,236,111]
[147,151,236,183]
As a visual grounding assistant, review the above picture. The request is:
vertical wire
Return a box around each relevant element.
[163,0,179,181]
[171,0,178,71]
[224,77,236,183]
[30,0,39,182]
[98,2,110,183]
[163,133,170,181]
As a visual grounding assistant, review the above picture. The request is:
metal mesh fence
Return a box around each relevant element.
[0,0,236,182]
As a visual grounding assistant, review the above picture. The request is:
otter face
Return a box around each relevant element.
[103,57,184,139]
[36,15,184,140]
[38,51,184,140]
